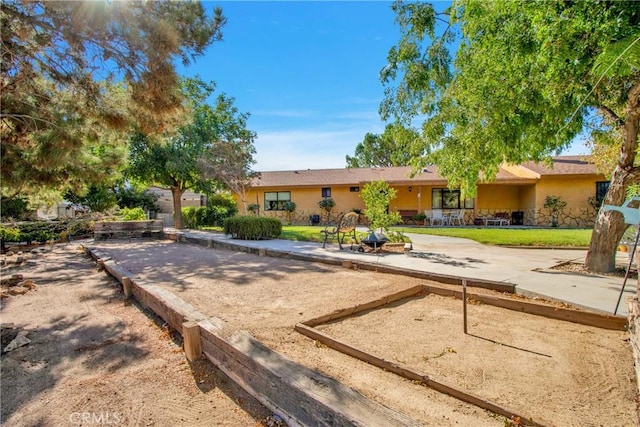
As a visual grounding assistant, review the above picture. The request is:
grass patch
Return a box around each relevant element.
[392,227,592,247]
[280,226,326,243]
[205,224,593,247]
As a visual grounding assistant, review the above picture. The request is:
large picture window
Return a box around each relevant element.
[264,191,291,211]
[432,189,474,209]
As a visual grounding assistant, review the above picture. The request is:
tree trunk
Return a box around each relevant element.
[171,186,186,229]
[585,168,631,272]
[585,81,640,273]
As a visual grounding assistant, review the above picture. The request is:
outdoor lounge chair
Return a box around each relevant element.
[485,212,511,226]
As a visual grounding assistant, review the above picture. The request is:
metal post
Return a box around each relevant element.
[463,279,468,334]
[614,229,640,315]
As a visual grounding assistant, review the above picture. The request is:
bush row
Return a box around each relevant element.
[182,195,238,228]
[0,219,94,243]
[223,216,282,240]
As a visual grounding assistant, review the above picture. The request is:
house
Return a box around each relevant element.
[236,156,607,228]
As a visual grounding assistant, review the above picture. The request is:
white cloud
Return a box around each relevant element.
[253,123,385,171]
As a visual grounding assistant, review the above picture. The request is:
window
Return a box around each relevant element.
[350,186,360,192]
[431,189,474,209]
[596,181,610,206]
[322,187,332,198]
[264,191,291,211]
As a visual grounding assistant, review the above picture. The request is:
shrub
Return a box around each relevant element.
[0,219,93,243]
[223,216,282,240]
[181,195,239,229]
[115,186,159,212]
[0,226,21,242]
[119,207,147,221]
[247,203,260,215]
[0,197,32,220]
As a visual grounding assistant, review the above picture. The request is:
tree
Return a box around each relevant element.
[360,180,402,233]
[196,94,258,214]
[346,123,422,168]
[1,1,225,198]
[126,78,255,229]
[382,0,640,273]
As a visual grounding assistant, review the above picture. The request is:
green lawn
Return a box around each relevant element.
[392,226,593,247]
[203,224,593,247]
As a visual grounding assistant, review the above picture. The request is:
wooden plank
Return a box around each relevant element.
[199,322,421,427]
[295,324,550,427]
[129,282,203,332]
[303,286,425,327]
[122,277,132,298]
[351,262,516,293]
[424,285,627,331]
[182,321,202,362]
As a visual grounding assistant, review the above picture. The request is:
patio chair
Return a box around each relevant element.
[431,209,447,226]
[423,210,433,226]
[321,211,359,249]
[449,209,466,226]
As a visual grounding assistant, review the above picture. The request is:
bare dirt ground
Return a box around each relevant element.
[0,243,278,427]
[69,238,639,427]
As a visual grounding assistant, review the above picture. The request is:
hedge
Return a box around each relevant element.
[223,216,282,240]
[0,219,94,243]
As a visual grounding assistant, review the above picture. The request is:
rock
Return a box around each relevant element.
[15,255,24,264]
[20,280,35,290]
[6,251,14,256]
[31,249,39,254]
[17,251,23,255]
[1,274,23,287]
[3,330,30,353]
[8,286,28,295]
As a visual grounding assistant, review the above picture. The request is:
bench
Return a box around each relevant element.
[94,220,164,241]
[398,210,419,225]
[321,212,359,250]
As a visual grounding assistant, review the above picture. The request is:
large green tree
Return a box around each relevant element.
[126,78,255,229]
[346,123,422,168]
[1,1,225,199]
[382,0,640,273]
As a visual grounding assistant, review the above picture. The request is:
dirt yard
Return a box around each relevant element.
[0,243,277,426]
[67,239,639,427]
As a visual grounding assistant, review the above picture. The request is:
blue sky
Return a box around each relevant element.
[179,1,589,172]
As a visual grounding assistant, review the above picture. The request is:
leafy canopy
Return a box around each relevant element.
[1,0,225,198]
[382,0,640,196]
[125,77,256,229]
[346,123,422,168]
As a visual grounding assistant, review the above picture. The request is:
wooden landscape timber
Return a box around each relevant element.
[82,245,424,427]
[295,283,629,427]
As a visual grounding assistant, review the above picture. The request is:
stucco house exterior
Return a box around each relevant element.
[237,156,607,228]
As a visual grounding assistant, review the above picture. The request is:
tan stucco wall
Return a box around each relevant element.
[235,174,603,227]
[534,177,596,210]
[476,185,521,210]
